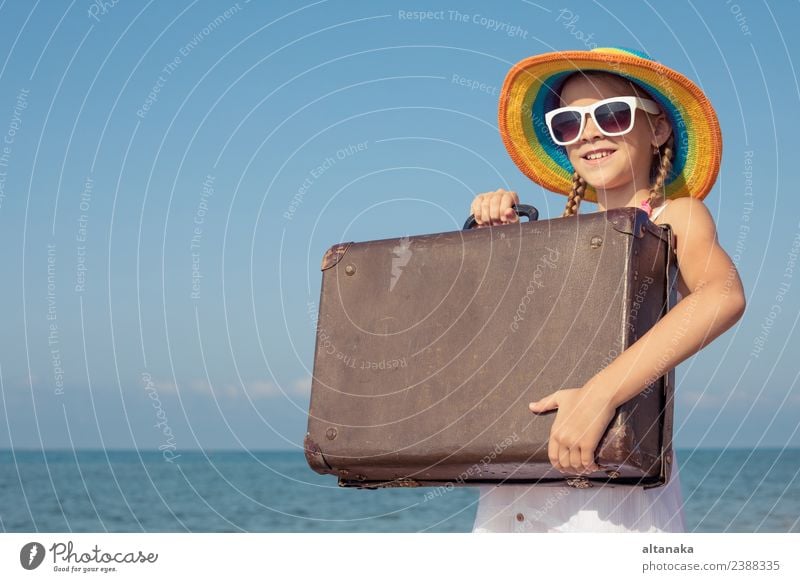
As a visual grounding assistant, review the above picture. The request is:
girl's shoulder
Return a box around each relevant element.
[651,196,743,307]
[653,197,716,231]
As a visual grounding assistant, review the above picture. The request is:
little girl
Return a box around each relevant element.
[469,47,746,533]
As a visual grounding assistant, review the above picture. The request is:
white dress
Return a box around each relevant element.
[472,202,687,533]
[471,449,686,533]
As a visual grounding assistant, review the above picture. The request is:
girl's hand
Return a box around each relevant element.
[470,189,520,228]
[529,388,617,475]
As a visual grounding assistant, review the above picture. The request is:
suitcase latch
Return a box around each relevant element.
[566,477,593,488]
[383,477,421,488]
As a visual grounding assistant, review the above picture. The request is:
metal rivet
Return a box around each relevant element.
[516,512,525,522]
[344,264,356,275]
[590,236,603,249]
[326,427,338,440]
[606,470,620,479]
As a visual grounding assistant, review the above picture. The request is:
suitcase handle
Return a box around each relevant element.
[462,203,539,230]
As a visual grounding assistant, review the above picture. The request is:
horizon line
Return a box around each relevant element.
[2,446,799,453]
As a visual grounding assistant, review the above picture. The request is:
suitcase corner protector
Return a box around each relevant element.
[607,207,648,238]
[303,432,334,474]
[321,242,353,271]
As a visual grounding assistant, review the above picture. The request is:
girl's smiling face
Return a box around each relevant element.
[558,73,671,197]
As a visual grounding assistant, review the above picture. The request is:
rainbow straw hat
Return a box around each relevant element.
[498,47,722,202]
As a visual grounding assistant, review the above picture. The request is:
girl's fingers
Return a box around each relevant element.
[548,435,560,473]
[558,444,571,474]
[481,196,492,227]
[570,446,584,474]
[581,448,598,473]
[489,192,502,223]
[501,191,519,222]
[470,199,483,225]
[470,189,520,227]
[473,196,489,225]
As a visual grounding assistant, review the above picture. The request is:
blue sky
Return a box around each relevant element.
[0,0,798,451]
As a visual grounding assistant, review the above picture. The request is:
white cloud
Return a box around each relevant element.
[245,380,280,399]
[188,379,213,395]
[680,390,723,409]
[151,378,293,400]
[153,378,177,394]
[291,375,312,397]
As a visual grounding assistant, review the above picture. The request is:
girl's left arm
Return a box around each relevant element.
[529,197,746,474]
[590,196,746,406]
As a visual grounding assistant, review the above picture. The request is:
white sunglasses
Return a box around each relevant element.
[544,96,661,146]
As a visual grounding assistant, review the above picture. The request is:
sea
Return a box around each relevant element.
[1,448,797,532]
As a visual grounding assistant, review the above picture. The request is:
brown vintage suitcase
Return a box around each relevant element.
[304,205,677,490]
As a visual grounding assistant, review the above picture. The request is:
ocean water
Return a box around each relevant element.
[0,448,797,532]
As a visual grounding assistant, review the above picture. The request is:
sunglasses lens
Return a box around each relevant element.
[550,111,582,143]
[595,101,633,134]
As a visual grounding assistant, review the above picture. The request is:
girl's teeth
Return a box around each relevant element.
[586,151,613,160]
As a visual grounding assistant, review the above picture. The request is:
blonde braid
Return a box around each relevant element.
[646,133,675,211]
[562,171,586,217]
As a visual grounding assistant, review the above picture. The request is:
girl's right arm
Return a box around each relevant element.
[470,189,520,227]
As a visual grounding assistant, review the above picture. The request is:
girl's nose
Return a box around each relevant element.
[580,112,603,142]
